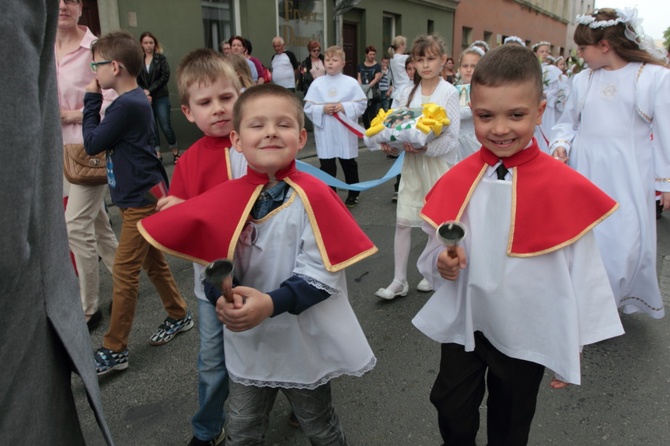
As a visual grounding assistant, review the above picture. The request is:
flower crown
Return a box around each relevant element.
[575,7,667,62]
[465,46,486,57]
[471,40,489,51]
[504,36,525,46]
[531,41,551,51]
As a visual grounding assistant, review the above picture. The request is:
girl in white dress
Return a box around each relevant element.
[375,34,460,299]
[454,47,483,161]
[532,41,567,152]
[550,7,670,319]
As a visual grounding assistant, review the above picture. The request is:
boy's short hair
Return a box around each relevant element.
[470,45,543,103]
[323,46,345,60]
[176,48,241,106]
[233,84,304,132]
[91,30,143,77]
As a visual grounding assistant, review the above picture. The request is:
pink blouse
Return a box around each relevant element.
[56,26,115,144]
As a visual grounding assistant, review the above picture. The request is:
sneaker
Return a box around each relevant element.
[345,196,358,208]
[149,311,194,346]
[187,428,225,446]
[391,192,398,202]
[94,347,129,376]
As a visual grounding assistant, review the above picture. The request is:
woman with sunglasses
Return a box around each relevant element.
[298,40,325,93]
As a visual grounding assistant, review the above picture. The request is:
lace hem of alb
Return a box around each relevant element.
[228,357,377,390]
[295,273,337,294]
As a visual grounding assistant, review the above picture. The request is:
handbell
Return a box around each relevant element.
[204,259,235,302]
[436,221,467,258]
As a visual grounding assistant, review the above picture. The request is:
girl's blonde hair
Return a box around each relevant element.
[225,53,255,90]
[388,35,407,58]
[574,8,668,67]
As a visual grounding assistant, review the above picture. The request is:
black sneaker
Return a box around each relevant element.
[288,411,300,428]
[94,347,129,376]
[86,310,102,331]
[187,428,225,446]
[345,196,358,208]
[149,311,194,346]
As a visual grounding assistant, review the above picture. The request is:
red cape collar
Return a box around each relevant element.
[421,140,619,256]
[138,161,377,270]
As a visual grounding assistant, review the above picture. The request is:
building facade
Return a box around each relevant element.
[77,0,587,147]
[79,0,459,147]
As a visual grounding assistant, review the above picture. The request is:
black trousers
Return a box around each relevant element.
[319,157,359,198]
[430,331,545,446]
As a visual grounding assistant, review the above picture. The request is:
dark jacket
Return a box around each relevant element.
[298,54,325,92]
[137,53,171,98]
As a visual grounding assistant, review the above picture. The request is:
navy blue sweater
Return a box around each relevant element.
[83,87,168,208]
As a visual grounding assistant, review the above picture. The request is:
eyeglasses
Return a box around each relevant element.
[90,60,112,72]
[61,0,81,4]
[310,48,321,53]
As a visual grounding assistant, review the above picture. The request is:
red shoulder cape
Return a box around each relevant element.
[168,135,233,200]
[138,161,377,270]
[420,141,619,257]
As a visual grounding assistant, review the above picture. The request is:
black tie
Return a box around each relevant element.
[496,163,508,180]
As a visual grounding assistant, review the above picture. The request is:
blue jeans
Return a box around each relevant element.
[191,298,228,441]
[226,380,348,445]
[152,95,177,148]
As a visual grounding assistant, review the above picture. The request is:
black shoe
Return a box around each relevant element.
[288,411,300,428]
[345,196,358,208]
[87,310,102,331]
[187,428,225,446]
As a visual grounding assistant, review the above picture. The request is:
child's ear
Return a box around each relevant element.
[297,128,307,151]
[598,39,610,52]
[535,99,547,125]
[180,105,196,123]
[230,130,243,153]
[112,60,123,76]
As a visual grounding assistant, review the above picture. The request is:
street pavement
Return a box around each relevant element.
[76,135,670,445]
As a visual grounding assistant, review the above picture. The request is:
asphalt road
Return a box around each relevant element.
[75,143,670,445]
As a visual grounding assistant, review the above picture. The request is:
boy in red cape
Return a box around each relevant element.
[412,45,624,445]
[158,49,246,446]
[139,84,376,445]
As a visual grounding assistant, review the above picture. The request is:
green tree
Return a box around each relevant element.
[664,26,670,51]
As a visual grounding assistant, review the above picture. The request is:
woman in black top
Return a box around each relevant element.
[298,40,325,93]
[357,45,382,128]
[137,31,179,163]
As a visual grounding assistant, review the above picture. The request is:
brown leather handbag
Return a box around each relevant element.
[63,143,107,185]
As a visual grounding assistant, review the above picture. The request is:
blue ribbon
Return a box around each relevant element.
[296,152,404,191]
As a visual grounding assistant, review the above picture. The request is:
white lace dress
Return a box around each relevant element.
[225,188,376,388]
[392,78,460,227]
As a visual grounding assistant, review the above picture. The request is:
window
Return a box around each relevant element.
[382,13,397,54]
[427,19,434,35]
[483,31,492,48]
[202,0,234,51]
[461,26,472,51]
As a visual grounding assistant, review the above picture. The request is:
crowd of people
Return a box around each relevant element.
[7,1,670,445]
